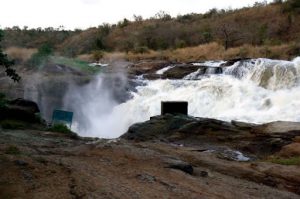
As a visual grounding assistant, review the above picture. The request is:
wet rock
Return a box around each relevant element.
[216,150,250,162]
[128,60,172,75]
[43,63,84,75]
[14,160,28,166]
[220,58,251,67]
[164,158,193,175]
[122,114,300,159]
[122,114,196,141]
[162,64,200,79]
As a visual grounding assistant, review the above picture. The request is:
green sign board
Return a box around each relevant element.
[52,109,73,127]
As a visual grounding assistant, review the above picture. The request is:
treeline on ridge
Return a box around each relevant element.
[1,0,300,59]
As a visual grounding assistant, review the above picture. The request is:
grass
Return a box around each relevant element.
[0,120,26,129]
[47,123,78,139]
[124,42,299,62]
[268,156,300,166]
[5,145,21,155]
[50,56,100,74]
[47,123,73,134]
[5,47,37,63]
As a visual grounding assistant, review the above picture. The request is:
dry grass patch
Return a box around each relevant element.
[125,42,299,62]
[5,47,37,63]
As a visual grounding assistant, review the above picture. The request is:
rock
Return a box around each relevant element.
[164,157,193,175]
[220,58,251,67]
[231,120,257,129]
[122,114,300,159]
[14,160,28,166]
[122,114,195,141]
[162,64,200,79]
[128,60,172,75]
[199,171,209,177]
[43,63,83,75]
[0,98,41,123]
[136,174,156,183]
[278,143,300,157]
[8,98,40,114]
[216,150,250,162]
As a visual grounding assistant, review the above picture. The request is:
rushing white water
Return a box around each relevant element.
[155,65,175,74]
[192,60,226,67]
[69,57,300,138]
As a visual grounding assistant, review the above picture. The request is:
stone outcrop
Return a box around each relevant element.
[122,114,300,158]
[0,98,41,123]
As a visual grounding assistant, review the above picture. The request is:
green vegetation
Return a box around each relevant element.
[50,56,100,74]
[47,123,79,139]
[5,145,21,155]
[0,120,26,129]
[1,1,300,60]
[268,156,300,166]
[47,123,74,134]
[27,43,53,67]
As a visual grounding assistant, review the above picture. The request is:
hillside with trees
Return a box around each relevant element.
[1,0,300,61]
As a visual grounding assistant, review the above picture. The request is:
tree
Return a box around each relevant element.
[216,20,243,50]
[283,0,300,14]
[153,11,172,21]
[0,30,20,81]
[27,43,53,67]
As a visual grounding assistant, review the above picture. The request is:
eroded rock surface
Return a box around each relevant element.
[1,114,300,198]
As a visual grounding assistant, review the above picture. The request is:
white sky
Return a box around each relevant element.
[0,0,271,30]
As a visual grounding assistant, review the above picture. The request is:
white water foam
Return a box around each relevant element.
[70,57,300,138]
[156,65,175,75]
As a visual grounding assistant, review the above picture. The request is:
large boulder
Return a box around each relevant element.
[161,64,200,79]
[278,143,300,157]
[0,98,41,123]
[128,60,172,75]
[122,114,300,157]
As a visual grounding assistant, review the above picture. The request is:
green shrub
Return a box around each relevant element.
[0,120,26,129]
[50,56,100,74]
[268,156,300,166]
[47,123,78,139]
[5,145,21,155]
[92,50,104,61]
[27,43,53,67]
[48,123,72,133]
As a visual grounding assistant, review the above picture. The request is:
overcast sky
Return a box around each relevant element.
[0,0,271,30]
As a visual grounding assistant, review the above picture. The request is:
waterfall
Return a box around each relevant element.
[65,57,300,138]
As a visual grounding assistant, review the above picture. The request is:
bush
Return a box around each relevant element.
[92,50,104,61]
[48,123,72,133]
[0,120,26,129]
[27,43,53,67]
[47,123,78,139]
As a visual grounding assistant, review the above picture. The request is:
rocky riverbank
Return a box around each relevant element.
[1,113,300,198]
